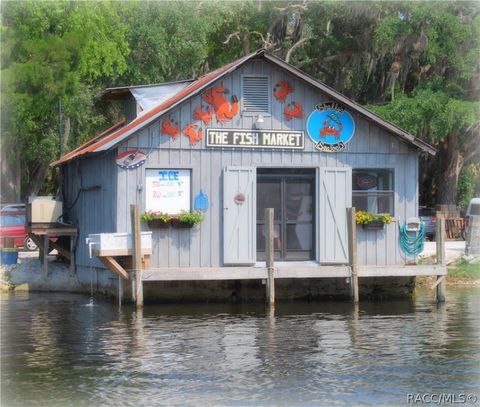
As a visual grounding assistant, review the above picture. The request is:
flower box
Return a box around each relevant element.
[362,220,385,230]
[170,219,195,229]
[147,219,170,229]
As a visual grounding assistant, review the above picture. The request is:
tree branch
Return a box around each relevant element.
[223,32,240,45]
[285,37,310,63]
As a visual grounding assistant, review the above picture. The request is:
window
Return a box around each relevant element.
[145,169,191,214]
[241,75,271,115]
[352,169,394,215]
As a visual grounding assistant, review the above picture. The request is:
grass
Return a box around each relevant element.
[448,259,480,279]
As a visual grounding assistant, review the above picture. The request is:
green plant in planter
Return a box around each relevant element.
[355,210,393,225]
[140,211,171,223]
[173,211,204,225]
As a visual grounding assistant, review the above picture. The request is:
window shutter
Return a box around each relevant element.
[223,166,256,265]
[318,167,352,264]
[241,75,271,114]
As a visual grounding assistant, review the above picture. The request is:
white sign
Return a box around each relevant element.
[146,169,190,214]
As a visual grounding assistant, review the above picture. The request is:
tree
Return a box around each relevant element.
[1,1,129,198]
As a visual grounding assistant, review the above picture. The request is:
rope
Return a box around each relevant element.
[399,222,425,256]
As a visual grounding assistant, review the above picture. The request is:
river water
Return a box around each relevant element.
[1,288,479,407]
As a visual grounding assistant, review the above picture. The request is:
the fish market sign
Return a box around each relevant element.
[206,129,304,149]
[306,102,355,152]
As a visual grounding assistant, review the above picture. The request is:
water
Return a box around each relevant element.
[1,288,479,406]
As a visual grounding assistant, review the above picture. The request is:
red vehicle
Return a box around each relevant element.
[0,211,38,251]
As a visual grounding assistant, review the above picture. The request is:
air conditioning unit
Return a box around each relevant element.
[27,196,63,224]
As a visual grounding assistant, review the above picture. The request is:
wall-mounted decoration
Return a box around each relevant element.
[307,102,355,152]
[202,86,239,123]
[273,80,293,102]
[193,106,213,125]
[183,123,203,145]
[145,169,191,214]
[161,118,181,138]
[284,101,304,121]
[355,173,377,190]
[116,150,146,169]
[234,193,246,204]
[194,190,209,212]
[206,129,304,149]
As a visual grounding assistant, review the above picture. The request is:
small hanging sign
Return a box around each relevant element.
[194,190,209,212]
[116,150,146,169]
[355,174,377,190]
[307,102,355,152]
[234,194,246,204]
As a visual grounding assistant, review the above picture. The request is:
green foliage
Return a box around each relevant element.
[1,1,129,195]
[457,164,479,210]
[355,211,393,225]
[448,259,480,279]
[175,211,204,225]
[140,212,170,223]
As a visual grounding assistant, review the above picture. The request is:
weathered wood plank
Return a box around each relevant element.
[98,256,129,280]
[131,204,143,308]
[357,265,447,277]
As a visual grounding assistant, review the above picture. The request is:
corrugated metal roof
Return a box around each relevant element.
[51,49,436,167]
[51,119,126,167]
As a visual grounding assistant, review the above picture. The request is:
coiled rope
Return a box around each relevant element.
[399,222,425,256]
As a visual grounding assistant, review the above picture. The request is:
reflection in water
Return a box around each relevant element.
[1,288,479,406]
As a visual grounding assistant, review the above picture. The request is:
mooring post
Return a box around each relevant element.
[347,207,359,303]
[131,204,143,308]
[265,208,275,305]
[436,218,446,303]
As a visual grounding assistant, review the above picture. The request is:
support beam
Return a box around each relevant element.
[98,256,129,280]
[265,208,275,305]
[131,204,143,309]
[436,218,446,303]
[347,207,359,303]
[43,236,49,276]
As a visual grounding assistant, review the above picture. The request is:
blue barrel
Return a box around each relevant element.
[1,249,18,265]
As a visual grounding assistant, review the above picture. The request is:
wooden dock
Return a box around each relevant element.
[96,206,448,306]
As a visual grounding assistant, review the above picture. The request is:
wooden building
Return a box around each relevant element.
[51,50,445,302]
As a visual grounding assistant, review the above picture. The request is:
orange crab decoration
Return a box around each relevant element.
[284,101,303,121]
[183,123,203,145]
[202,86,239,123]
[193,106,213,125]
[161,118,181,138]
[273,80,293,102]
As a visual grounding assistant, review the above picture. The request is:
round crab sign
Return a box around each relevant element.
[307,102,355,152]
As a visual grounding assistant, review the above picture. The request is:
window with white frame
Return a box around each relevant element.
[352,169,394,215]
[241,75,271,115]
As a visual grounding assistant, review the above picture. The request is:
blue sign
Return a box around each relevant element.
[306,102,355,152]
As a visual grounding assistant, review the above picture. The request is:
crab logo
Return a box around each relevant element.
[307,102,355,152]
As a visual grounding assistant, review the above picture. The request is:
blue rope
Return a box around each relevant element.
[399,222,425,256]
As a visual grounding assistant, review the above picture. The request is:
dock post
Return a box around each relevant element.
[265,208,275,305]
[347,208,359,303]
[436,218,446,303]
[131,204,143,308]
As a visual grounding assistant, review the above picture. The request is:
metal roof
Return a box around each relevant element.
[51,49,436,168]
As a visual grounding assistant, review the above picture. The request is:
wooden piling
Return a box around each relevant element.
[265,208,275,305]
[436,218,446,303]
[347,207,359,303]
[131,204,143,308]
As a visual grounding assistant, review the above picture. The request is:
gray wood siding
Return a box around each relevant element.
[63,152,118,268]
[110,59,418,268]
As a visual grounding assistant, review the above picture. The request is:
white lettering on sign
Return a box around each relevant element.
[206,129,304,149]
[146,169,190,214]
